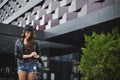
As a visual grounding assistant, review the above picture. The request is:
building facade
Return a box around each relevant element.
[0,0,119,30]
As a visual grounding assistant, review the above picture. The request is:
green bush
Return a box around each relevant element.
[78,28,120,80]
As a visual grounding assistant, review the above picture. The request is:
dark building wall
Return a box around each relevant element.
[49,60,72,80]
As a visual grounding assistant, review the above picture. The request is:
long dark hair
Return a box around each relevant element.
[21,30,36,44]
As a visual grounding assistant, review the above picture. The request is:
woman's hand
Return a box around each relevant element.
[30,52,40,58]
[29,52,37,57]
[23,52,40,58]
[34,55,40,58]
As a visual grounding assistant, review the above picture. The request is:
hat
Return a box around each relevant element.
[24,25,34,32]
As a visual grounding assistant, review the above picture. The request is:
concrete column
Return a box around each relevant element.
[46,19,59,29]
[60,12,77,24]
[46,1,60,14]
[23,12,31,25]
[35,9,46,20]
[60,0,73,7]
[77,4,87,17]
[17,17,24,26]
[60,13,67,24]
[27,14,35,25]
[68,0,87,12]
[32,6,41,15]
[11,21,17,25]
[46,20,51,30]
[20,19,26,27]
[52,6,68,19]
[40,14,52,25]
[42,0,53,9]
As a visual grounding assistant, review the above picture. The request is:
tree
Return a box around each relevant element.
[78,28,120,80]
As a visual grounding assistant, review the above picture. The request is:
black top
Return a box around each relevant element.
[24,42,34,55]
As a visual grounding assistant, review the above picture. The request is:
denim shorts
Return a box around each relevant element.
[17,62,37,73]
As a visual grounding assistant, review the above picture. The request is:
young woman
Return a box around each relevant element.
[14,25,41,80]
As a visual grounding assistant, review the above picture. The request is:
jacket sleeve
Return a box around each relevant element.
[35,41,44,66]
[35,41,42,56]
[14,39,23,59]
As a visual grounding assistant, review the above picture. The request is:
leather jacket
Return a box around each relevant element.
[14,38,42,63]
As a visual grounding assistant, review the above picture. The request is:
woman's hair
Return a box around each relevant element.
[21,30,36,44]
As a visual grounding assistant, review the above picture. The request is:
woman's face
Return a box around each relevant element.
[25,31,33,39]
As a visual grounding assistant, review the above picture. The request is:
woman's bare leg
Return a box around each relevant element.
[27,72,36,80]
[18,71,27,80]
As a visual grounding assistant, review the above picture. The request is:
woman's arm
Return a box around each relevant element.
[14,39,23,59]
[23,54,32,58]
[23,52,37,58]
[33,41,41,59]
[33,41,44,66]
